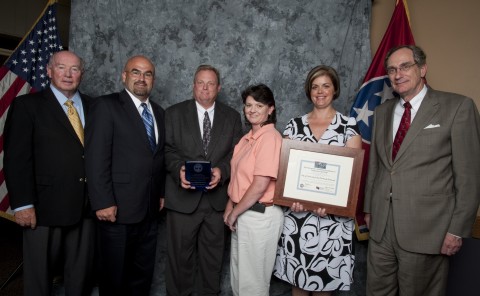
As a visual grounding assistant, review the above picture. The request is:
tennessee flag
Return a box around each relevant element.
[350,0,415,240]
[0,0,63,221]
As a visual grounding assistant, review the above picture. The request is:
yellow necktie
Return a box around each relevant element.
[64,100,84,146]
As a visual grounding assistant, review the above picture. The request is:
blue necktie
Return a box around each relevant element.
[141,103,156,152]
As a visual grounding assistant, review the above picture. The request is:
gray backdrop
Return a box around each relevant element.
[69,0,371,295]
[70,0,371,131]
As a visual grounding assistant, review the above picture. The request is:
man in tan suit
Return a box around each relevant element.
[364,45,480,296]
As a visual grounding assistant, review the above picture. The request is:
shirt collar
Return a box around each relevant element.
[195,101,215,113]
[245,123,276,141]
[50,84,81,105]
[125,88,151,109]
[400,84,427,112]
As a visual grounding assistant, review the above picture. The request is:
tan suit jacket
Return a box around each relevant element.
[364,88,480,254]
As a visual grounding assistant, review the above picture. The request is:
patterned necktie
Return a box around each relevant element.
[64,100,84,146]
[202,111,211,156]
[392,101,412,161]
[141,103,156,152]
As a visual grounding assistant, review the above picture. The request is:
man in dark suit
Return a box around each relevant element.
[85,55,166,295]
[364,45,480,296]
[165,65,243,295]
[4,50,94,296]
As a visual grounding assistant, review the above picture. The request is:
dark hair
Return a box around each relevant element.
[304,65,340,101]
[384,45,427,69]
[194,64,221,85]
[241,83,277,126]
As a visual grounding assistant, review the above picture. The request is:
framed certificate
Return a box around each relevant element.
[273,139,364,218]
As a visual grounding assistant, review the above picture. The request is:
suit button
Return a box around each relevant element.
[79,178,84,182]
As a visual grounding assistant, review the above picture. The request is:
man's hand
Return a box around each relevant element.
[179,165,193,189]
[14,208,37,229]
[441,233,462,256]
[96,206,117,222]
[365,213,371,229]
[159,198,165,211]
[206,167,221,190]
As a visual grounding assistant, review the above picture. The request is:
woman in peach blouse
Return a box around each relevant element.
[224,84,284,296]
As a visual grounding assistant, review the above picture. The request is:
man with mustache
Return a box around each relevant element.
[86,55,166,295]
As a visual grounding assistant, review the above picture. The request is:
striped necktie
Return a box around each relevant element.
[141,103,156,152]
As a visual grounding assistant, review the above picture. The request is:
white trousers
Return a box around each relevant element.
[230,205,284,296]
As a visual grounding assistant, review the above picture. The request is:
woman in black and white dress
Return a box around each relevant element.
[273,65,361,296]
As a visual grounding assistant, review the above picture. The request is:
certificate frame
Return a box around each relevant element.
[273,139,364,218]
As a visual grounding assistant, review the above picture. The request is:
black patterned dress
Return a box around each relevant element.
[273,112,360,291]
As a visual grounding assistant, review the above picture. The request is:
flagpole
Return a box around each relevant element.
[402,0,412,24]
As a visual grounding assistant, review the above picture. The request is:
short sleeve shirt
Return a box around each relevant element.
[228,124,282,204]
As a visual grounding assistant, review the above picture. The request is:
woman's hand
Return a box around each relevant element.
[223,199,234,222]
[225,212,238,232]
[291,202,327,217]
[223,199,237,231]
[312,207,327,217]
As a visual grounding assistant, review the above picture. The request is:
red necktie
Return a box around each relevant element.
[392,102,412,161]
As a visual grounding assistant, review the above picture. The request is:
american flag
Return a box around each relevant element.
[0,2,63,220]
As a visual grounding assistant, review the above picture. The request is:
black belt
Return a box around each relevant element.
[234,201,273,213]
[249,202,272,213]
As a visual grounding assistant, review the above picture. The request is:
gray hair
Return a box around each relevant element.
[384,45,427,69]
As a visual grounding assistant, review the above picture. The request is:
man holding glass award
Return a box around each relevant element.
[164,65,243,296]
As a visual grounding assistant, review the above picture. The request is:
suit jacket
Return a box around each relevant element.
[4,88,90,226]
[85,90,165,224]
[164,99,243,214]
[364,88,480,254]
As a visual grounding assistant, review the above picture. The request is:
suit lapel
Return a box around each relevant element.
[44,88,84,146]
[185,100,204,152]
[119,90,155,153]
[151,102,164,154]
[382,99,396,166]
[79,92,89,116]
[207,103,228,157]
[393,90,438,162]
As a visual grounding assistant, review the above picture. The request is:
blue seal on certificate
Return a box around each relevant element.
[185,161,211,190]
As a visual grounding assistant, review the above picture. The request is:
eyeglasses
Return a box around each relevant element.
[386,62,418,75]
[128,69,154,79]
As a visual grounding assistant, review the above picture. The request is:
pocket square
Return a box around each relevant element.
[424,124,440,129]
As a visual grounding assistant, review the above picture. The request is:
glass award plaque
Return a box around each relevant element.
[185,161,211,190]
